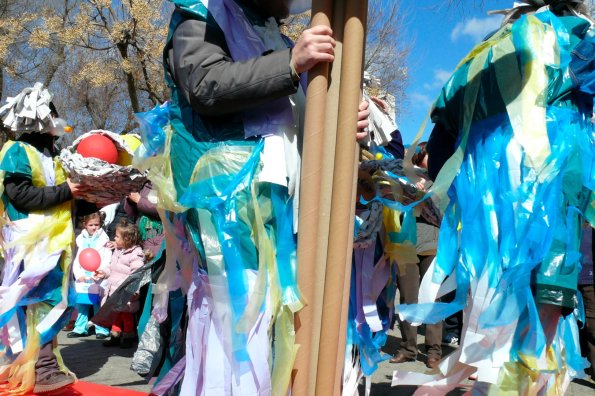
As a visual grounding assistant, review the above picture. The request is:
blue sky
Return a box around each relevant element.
[396,0,512,144]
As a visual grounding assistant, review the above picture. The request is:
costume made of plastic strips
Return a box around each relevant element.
[135,1,305,395]
[0,87,75,394]
[341,146,443,395]
[389,8,595,395]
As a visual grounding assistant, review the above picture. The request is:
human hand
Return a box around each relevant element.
[94,270,106,280]
[370,96,389,112]
[415,179,427,192]
[67,178,84,198]
[77,276,87,283]
[356,100,370,142]
[128,192,141,204]
[291,25,336,74]
[106,241,116,250]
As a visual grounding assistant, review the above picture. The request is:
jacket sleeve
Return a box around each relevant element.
[3,176,72,211]
[136,184,160,220]
[103,254,114,278]
[385,129,405,160]
[168,17,298,117]
[426,122,457,182]
[97,240,113,273]
[129,248,145,273]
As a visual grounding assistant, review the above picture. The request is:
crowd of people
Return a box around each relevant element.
[0,0,593,395]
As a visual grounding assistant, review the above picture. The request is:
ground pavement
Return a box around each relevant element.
[58,328,595,395]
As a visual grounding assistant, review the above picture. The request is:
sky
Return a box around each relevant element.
[396,0,513,144]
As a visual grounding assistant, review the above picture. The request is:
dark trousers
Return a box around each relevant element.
[35,340,60,380]
[396,255,442,359]
[442,289,463,340]
[579,284,595,376]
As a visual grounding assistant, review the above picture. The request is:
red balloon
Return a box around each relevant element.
[79,248,101,272]
[76,134,119,164]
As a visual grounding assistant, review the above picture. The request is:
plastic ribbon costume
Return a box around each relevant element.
[0,84,75,394]
[342,145,442,395]
[386,2,595,394]
[136,1,305,394]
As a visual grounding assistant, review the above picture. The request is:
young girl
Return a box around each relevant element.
[68,212,111,338]
[99,220,145,348]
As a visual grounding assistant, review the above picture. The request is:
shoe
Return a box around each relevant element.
[442,335,459,347]
[389,353,415,364]
[96,333,109,340]
[120,332,135,349]
[103,332,121,347]
[66,332,87,338]
[426,356,441,369]
[33,371,76,393]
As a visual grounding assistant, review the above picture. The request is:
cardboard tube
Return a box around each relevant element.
[315,0,368,394]
[333,143,361,395]
[309,3,345,395]
[293,1,334,395]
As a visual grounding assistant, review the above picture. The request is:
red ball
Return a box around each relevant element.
[76,134,119,164]
[79,248,101,272]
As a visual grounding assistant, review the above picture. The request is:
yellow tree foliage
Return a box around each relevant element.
[1,0,172,136]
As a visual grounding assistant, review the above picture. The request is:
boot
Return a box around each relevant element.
[120,332,135,349]
[34,371,76,393]
[102,331,121,347]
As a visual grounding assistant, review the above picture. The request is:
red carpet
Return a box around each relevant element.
[25,381,149,395]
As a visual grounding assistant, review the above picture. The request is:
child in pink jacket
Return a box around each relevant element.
[97,220,144,348]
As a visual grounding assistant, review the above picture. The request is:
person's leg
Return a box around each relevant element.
[392,262,420,362]
[111,312,123,334]
[69,304,90,336]
[34,340,75,393]
[103,312,123,347]
[91,303,109,337]
[419,255,442,366]
[579,284,595,379]
[120,312,136,349]
[442,289,462,346]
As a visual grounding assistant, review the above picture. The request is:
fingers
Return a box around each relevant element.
[292,26,336,73]
[356,131,368,142]
[358,100,370,112]
[370,96,388,112]
[356,100,370,142]
[357,103,370,130]
[308,25,334,36]
[357,118,369,131]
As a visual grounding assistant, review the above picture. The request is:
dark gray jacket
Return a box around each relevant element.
[166,7,299,123]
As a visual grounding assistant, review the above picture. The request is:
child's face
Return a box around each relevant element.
[85,218,101,236]
[115,230,126,249]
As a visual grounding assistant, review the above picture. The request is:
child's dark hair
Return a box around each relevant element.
[115,219,141,249]
[82,211,105,226]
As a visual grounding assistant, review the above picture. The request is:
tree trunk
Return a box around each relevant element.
[117,43,141,114]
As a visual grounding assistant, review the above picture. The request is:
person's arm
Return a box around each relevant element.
[129,248,145,273]
[3,176,72,211]
[385,129,405,160]
[169,17,298,117]
[136,195,159,220]
[98,236,113,273]
[426,122,457,182]
[127,184,159,220]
